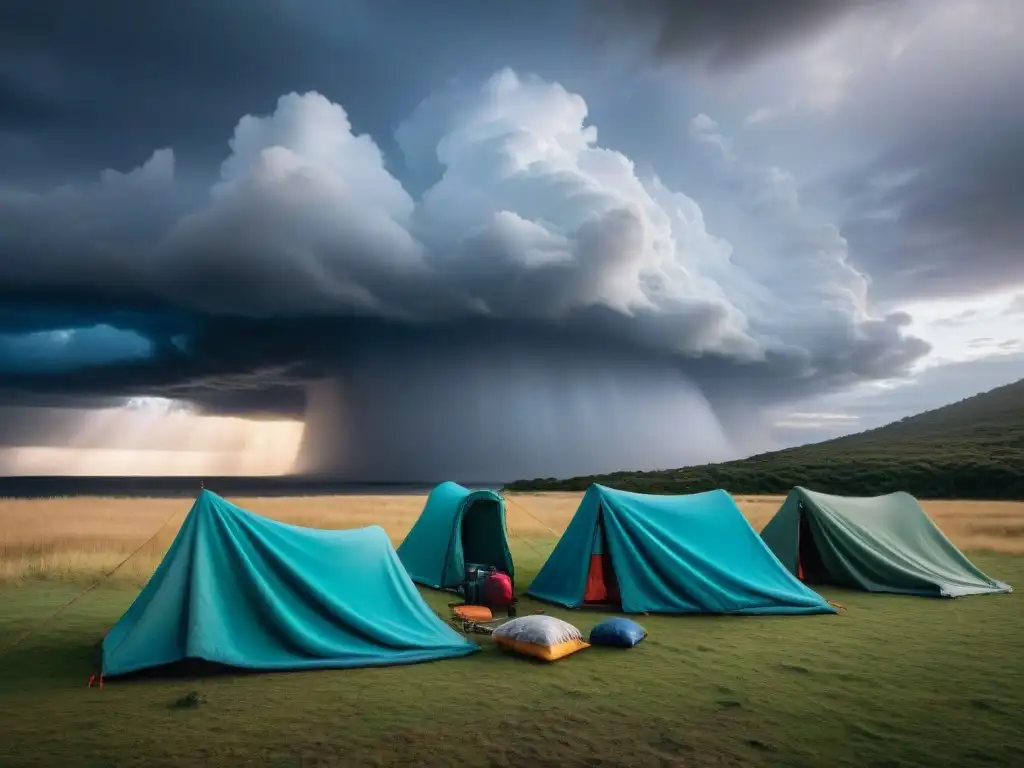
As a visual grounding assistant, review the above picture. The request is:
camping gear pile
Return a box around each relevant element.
[88,480,1012,685]
[462,564,513,608]
[448,563,517,635]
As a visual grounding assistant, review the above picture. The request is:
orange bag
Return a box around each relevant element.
[452,604,493,622]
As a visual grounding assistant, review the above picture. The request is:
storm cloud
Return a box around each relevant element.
[0,1,1019,480]
[0,70,926,382]
[586,0,899,70]
[0,0,585,185]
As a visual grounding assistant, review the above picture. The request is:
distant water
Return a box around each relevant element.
[0,475,507,499]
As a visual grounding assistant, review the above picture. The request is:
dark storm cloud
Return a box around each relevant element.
[0,0,583,184]
[836,124,1024,302]
[792,0,1024,303]
[0,63,930,430]
[586,0,898,69]
[0,1,973,479]
[1,0,328,179]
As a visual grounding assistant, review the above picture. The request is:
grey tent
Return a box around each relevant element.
[760,487,1012,598]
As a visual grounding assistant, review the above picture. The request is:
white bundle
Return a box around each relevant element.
[492,615,583,647]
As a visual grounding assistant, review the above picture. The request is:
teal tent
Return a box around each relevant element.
[527,484,834,615]
[397,482,514,591]
[760,487,1013,598]
[100,490,478,678]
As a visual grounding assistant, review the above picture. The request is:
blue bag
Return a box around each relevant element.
[588,617,647,648]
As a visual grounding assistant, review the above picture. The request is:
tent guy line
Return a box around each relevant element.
[0,503,183,661]
[502,495,562,538]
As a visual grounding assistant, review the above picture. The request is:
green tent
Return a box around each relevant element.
[396,482,514,590]
[527,484,835,615]
[100,490,478,678]
[760,487,1012,598]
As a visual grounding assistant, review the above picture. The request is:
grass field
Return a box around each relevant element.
[1,492,1023,767]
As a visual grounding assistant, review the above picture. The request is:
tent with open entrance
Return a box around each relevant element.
[526,484,835,615]
[99,490,478,679]
[397,481,514,591]
[759,487,1013,598]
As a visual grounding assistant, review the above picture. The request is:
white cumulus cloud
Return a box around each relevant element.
[0,68,927,382]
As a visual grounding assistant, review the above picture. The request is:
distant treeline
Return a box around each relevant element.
[504,456,1024,499]
[505,378,1024,500]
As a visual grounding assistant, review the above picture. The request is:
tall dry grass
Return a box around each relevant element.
[1,491,1022,584]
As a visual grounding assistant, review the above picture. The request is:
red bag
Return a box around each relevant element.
[482,571,514,607]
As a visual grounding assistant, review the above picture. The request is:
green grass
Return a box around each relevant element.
[507,378,1024,499]
[1,546,1022,768]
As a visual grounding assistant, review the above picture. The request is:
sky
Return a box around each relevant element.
[0,0,1022,480]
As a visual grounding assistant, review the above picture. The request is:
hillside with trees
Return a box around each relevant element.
[504,378,1024,500]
